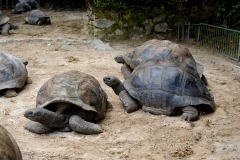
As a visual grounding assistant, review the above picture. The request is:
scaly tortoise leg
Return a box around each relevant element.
[24,121,54,134]
[119,90,138,113]
[4,89,17,98]
[121,64,132,79]
[181,106,199,121]
[69,115,102,135]
[1,23,10,36]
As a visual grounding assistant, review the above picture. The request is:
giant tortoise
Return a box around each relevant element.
[11,2,32,14]
[19,0,38,9]
[0,125,22,160]
[24,70,112,134]
[23,10,51,25]
[104,55,215,121]
[114,39,208,85]
[0,52,31,98]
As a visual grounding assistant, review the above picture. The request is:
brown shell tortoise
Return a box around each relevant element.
[24,70,112,134]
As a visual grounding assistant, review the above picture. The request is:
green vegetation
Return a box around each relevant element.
[93,0,240,30]
[217,1,240,29]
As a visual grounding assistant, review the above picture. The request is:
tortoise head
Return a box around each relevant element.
[45,17,51,25]
[24,108,44,121]
[38,17,51,25]
[103,76,121,87]
[24,107,68,128]
[114,55,125,63]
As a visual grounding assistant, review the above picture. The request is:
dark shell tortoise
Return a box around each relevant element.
[114,39,208,85]
[104,52,215,121]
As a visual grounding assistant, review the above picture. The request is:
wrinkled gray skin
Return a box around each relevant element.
[24,103,103,134]
[23,10,51,25]
[24,71,112,135]
[11,2,31,14]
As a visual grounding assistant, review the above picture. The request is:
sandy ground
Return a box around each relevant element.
[1,9,240,160]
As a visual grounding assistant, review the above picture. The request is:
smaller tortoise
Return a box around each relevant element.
[104,57,215,121]
[115,39,208,85]
[11,2,32,14]
[0,11,18,36]
[24,70,112,134]
[0,125,22,160]
[0,52,31,98]
[23,10,51,25]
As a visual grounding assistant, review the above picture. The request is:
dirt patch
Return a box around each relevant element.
[1,9,240,160]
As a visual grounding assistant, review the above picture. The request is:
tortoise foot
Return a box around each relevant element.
[26,77,33,84]
[4,89,17,98]
[114,55,125,63]
[181,106,199,121]
[69,115,102,134]
[1,23,10,36]
[24,121,54,134]
[119,90,138,113]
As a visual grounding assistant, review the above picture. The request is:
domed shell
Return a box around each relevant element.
[25,10,47,24]
[0,125,22,160]
[0,52,28,90]
[123,59,215,115]
[123,39,198,70]
[0,11,10,25]
[12,2,31,14]
[19,0,38,9]
[36,71,108,121]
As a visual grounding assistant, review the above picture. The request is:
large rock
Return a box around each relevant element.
[153,15,167,23]
[90,38,113,50]
[115,29,124,36]
[93,18,115,29]
[154,22,168,32]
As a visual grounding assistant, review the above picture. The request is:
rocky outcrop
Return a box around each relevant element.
[86,1,212,41]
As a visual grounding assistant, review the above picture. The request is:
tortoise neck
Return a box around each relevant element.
[112,82,125,95]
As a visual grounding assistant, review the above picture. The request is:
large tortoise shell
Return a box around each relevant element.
[0,11,10,26]
[0,125,22,160]
[123,59,215,115]
[25,10,48,24]
[36,71,108,121]
[122,39,201,76]
[0,52,28,90]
